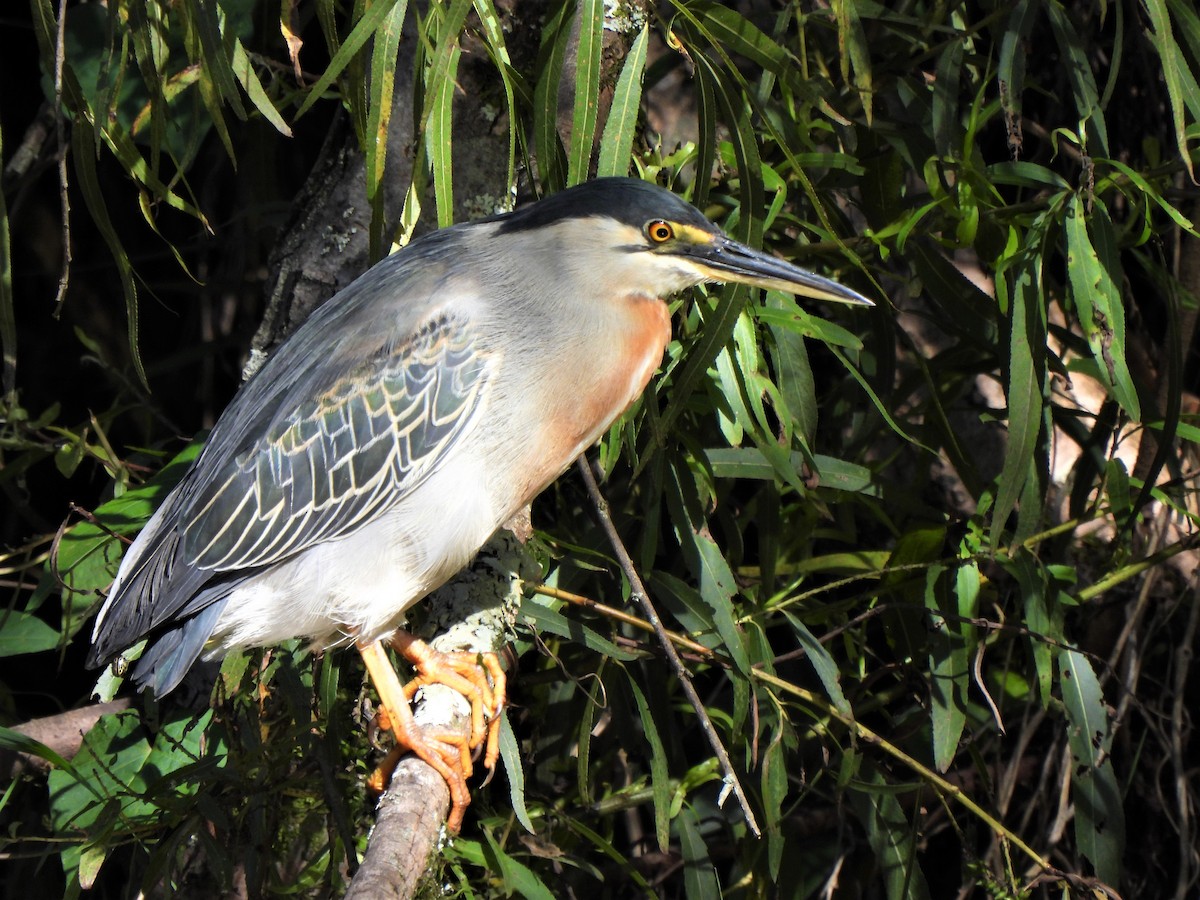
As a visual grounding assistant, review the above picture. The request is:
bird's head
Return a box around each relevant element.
[497,177,873,307]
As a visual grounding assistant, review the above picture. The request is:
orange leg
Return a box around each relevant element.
[389,632,506,774]
[358,634,507,831]
[357,639,472,832]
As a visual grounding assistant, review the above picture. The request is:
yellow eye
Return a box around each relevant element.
[646,220,674,243]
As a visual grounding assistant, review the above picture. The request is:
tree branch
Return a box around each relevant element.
[575,456,761,837]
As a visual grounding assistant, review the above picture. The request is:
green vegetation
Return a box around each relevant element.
[2,1,1197,897]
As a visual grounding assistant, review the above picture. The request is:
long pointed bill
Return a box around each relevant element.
[684,237,873,306]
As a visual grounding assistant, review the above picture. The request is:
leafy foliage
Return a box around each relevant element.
[2,1,1199,898]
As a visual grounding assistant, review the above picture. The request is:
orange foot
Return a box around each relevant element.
[357,634,506,832]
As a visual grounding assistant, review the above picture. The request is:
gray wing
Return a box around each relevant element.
[181,316,489,571]
[89,237,497,689]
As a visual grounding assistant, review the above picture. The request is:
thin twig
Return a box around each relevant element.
[534,584,715,657]
[575,456,761,837]
[52,0,71,316]
[1170,577,1200,899]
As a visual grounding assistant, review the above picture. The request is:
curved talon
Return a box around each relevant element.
[357,634,506,832]
[389,632,506,772]
[358,639,473,830]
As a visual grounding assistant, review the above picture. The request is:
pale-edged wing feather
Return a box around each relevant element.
[89,231,496,692]
[183,318,487,572]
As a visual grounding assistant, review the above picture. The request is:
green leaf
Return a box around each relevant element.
[498,712,535,833]
[567,0,603,185]
[518,599,638,661]
[677,804,721,899]
[925,565,969,772]
[480,830,557,900]
[0,611,61,657]
[425,37,462,229]
[1009,550,1055,706]
[1045,1,1109,155]
[1064,195,1140,418]
[991,246,1046,548]
[0,123,14,402]
[691,530,751,675]
[532,0,573,190]
[997,0,1039,129]
[1143,0,1200,178]
[687,2,790,75]
[295,0,403,119]
[832,0,874,124]
[766,301,817,446]
[230,39,292,138]
[931,33,963,159]
[365,0,408,256]
[781,611,850,714]
[627,674,670,852]
[0,723,73,770]
[472,0,520,193]
[596,26,647,178]
[848,767,932,900]
[1059,649,1125,886]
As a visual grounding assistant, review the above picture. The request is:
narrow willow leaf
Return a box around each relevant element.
[1059,649,1125,886]
[190,35,237,162]
[576,671,602,806]
[657,290,747,444]
[231,40,292,137]
[596,25,648,178]
[988,161,1070,189]
[932,36,963,159]
[762,729,787,878]
[829,345,932,454]
[295,0,402,119]
[997,0,1038,129]
[700,446,874,491]
[532,0,574,190]
[1064,194,1140,418]
[425,8,467,228]
[183,0,246,119]
[689,31,717,210]
[1020,561,1056,708]
[126,1,168,172]
[687,2,789,74]
[0,725,73,772]
[69,106,147,386]
[832,0,874,124]
[754,304,864,349]
[782,611,851,714]
[1045,1,1109,155]
[678,804,721,899]
[480,830,557,900]
[990,249,1045,548]
[907,241,997,347]
[365,0,408,202]
[701,50,763,242]
[473,0,519,192]
[848,768,932,900]
[766,319,816,446]
[567,0,603,184]
[498,712,535,833]
[518,601,638,661]
[1143,0,1200,179]
[692,530,751,675]
[626,675,670,852]
[100,126,207,222]
[0,123,14,400]
[925,565,968,772]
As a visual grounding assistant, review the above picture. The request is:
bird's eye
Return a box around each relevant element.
[646,220,674,243]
